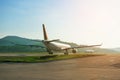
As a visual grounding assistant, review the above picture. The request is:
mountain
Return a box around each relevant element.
[0,36,44,46]
[0,36,46,52]
[0,39,15,46]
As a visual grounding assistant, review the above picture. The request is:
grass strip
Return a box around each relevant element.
[0,54,104,63]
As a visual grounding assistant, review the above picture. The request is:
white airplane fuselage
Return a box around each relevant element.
[43,41,71,51]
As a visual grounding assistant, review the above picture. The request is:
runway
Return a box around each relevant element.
[0,54,120,80]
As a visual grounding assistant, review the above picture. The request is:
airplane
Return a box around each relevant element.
[42,24,102,55]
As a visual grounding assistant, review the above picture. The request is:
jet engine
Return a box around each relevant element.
[72,48,77,53]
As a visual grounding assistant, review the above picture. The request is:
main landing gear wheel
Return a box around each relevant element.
[64,50,68,55]
[48,51,53,54]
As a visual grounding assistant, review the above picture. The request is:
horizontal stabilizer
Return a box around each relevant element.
[43,39,60,43]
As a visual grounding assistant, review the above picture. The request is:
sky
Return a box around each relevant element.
[0,0,120,48]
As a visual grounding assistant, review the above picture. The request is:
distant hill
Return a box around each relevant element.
[0,36,118,53]
[0,36,44,46]
[76,47,118,54]
[111,48,120,52]
[0,36,46,52]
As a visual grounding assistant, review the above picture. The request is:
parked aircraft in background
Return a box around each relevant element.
[42,24,102,55]
[85,50,95,53]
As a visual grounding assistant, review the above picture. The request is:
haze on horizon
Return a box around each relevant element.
[0,0,120,48]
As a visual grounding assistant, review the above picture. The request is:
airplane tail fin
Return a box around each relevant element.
[42,24,48,40]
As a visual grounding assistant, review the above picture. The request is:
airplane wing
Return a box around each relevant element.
[43,39,60,43]
[65,44,102,50]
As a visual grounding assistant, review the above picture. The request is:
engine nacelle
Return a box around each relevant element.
[72,49,77,53]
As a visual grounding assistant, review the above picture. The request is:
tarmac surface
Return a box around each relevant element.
[0,54,120,80]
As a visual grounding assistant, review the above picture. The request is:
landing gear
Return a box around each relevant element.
[72,49,77,53]
[47,49,53,54]
[48,51,53,54]
[64,50,69,55]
